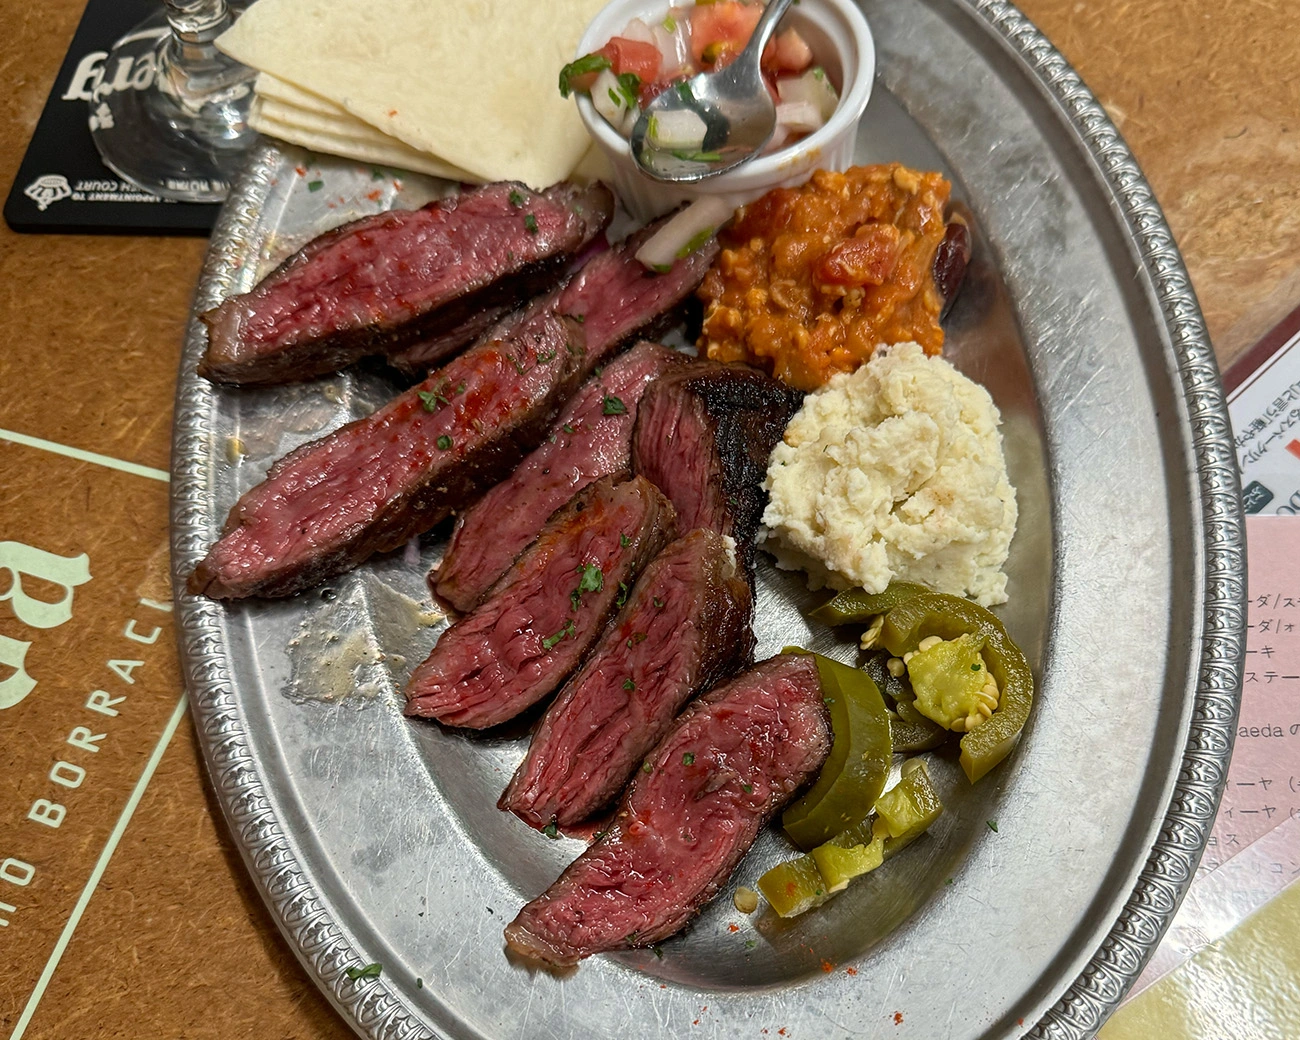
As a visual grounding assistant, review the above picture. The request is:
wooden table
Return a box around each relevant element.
[1,1,1297,1037]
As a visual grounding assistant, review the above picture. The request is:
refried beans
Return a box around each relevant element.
[697,164,953,392]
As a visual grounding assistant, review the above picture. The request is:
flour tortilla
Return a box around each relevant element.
[254,74,343,119]
[220,0,606,187]
[249,101,476,181]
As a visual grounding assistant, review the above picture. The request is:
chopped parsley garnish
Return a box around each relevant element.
[418,379,454,411]
[542,619,576,650]
[416,976,423,988]
[510,354,527,374]
[602,395,628,415]
[508,189,525,207]
[345,963,382,981]
[523,213,539,234]
[615,581,629,608]
[662,14,677,31]
[537,348,557,363]
[563,424,575,434]
[653,946,664,959]
[676,226,715,258]
[971,662,982,671]
[642,760,654,774]
[671,149,724,163]
[619,533,631,547]
[623,678,636,690]
[371,168,386,180]
[307,179,324,192]
[744,939,756,949]
[682,752,695,766]
[652,597,664,609]
[945,877,954,886]
[986,819,999,833]
[742,782,753,793]
[542,822,560,839]
[573,313,586,324]
[616,72,641,107]
[593,829,607,840]
[570,589,581,612]
[577,562,604,594]
[558,53,612,97]
[675,81,694,103]
[436,435,452,450]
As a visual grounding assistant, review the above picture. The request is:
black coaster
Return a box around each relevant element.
[4,0,219,235]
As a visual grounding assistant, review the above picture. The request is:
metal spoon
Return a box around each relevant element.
[630,0,796,182]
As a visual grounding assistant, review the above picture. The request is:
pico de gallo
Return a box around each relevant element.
[560,1,840,156]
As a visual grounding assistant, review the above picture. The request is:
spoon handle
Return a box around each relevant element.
[740,0,799,62]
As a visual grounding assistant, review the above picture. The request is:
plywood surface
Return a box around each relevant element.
[1,0,1297,1037]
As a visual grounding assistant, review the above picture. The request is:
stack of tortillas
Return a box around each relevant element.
[217,0,608,187]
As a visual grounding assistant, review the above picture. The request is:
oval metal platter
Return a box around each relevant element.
[170,0,1246,1037]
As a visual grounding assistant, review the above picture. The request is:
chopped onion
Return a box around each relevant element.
[764,123,791,155]
[634,195,737,272]
[647,107,708,150]
[592,68,635,130]
[776,99,824,135]
[620,17,658,45]
[776,66,839,121]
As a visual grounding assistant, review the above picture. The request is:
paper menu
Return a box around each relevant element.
[1227,308,1300,515]
[1199,515,1300,875]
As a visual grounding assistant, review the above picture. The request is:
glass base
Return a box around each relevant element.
[88,8,258,204]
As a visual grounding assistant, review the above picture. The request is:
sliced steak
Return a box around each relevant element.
[190,299,581,599]
[384,302,516,378]
[199,180,614,386]
[189,227,715,601]
[632,360,803,572]
[434,341,689,613]
[504,653,830,965]
[501,528,754,830]
[404,476,675,729]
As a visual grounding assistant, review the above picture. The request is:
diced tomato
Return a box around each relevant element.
[816,224,903,287]
[597,37,663,85]
[566,67,603,95]
[690,2,763,68]
[762,28,814,78]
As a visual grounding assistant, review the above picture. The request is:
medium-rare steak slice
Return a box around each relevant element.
[434,341,689,612]
[189,228,716,601]
[404,476,675,729]
[504,653,830,965]
[190,299,580,599]
[500,528,754,830]
[632,360,803,572]
[199,180,613,386]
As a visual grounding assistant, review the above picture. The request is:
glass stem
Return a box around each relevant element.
[164,0,234,46]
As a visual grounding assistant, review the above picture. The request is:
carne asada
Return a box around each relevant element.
[190,227,716,601]
[199,180,613,385]
[503,653,831,965]
[501,528,754,830]
[404,475,675,729]
[632,360,803,573]
[434,341,688,612]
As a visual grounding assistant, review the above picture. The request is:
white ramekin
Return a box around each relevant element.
[575,0,875,222]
